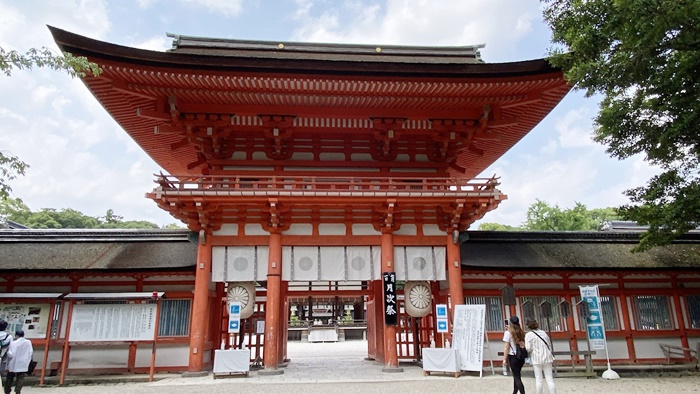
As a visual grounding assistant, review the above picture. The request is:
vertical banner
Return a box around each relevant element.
[435,304,449,333]
[579,285,606,350]
[452,304,486,373]
[383,271,398,325]
[228,302,241,333]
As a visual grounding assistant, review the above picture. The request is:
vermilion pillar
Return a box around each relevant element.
[447,232,464,310]
[263,231,283,371]
[381,231,400,370]
[188,230,213,372]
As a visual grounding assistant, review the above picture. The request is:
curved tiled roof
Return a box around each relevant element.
[461,231,700,269]
[49,26,571,179]
[0,229,196,270]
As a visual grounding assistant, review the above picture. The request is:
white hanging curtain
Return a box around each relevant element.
[212,246,269,282]
[282,246,319,281]
[394,246,446,281]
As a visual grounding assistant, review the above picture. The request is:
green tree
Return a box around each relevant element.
[542,0,700,250]
[0,47,100,77]
[478,200,621,232]
[524,200,619,231]
[477,222,523,231]
[0,198,162,229]
[0,152,29,200]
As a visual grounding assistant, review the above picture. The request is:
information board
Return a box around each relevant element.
[452,304,486,373]
[0,304,51,339]
[69,303,157,342]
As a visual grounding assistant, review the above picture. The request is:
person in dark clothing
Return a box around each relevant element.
[503,315,526,394]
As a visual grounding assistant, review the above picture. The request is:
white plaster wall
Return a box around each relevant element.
[214,224,238,236]
[393,224,417,236]
[136,344,189,368]
[352,224,380,235]
[422,225,444,236]
[319,152,344,161]
[350,153,372,161]
[292,151,315,160]
[245,224,268,235]
[318,223,346,235]
[68,347,130,368]
[634,337,682,359]
[286,224,312,235]
[575,338,629,360]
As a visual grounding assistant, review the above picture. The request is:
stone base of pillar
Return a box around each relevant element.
[381,367,404,373]
[181,371,209,378]
[258,368,285,376]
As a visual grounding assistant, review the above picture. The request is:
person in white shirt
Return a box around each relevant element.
[4,330,32,394]
[524,319,556,394]
[503,315,526,394]
[0,321,12,386]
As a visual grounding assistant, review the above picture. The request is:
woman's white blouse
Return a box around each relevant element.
[525,329,555,364]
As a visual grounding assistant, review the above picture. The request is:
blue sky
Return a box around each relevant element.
[0,0,658,227]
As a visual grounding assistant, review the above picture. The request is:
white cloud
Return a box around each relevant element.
[0,0,111,51]
[138,0,159,8]
[555,107,598,149]
[133,35,172,51]
[180,0,244,17]
[291,0,542,61]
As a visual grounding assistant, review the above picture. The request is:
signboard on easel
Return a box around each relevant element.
[452,304,486,374]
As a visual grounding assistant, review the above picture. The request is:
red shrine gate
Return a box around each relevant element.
[51,26,571,373]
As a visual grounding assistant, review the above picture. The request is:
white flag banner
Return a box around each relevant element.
[579,285,606,350]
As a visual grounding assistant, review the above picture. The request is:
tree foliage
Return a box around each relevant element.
[0,47,100,77]
[0,152,28,200]
[542,0,700,250]
[477,222,523,231]
[524,200,620,231]
[0,198,182,229]
[478,200,621,231]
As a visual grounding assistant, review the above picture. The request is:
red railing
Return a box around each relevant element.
[154,174,501,195]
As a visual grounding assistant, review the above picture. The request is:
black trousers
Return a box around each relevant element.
[3,372,25,394]
[508,354,526,394]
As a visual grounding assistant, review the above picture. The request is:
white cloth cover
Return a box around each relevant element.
[394,246,446,281]
[319,247,345,281]
[213,349,250,374]
[212,246,269,282]
[283,246,318,281]
[308,328,338,342]
[345,246,381,281]
[422,348,460,373]
[283,246,381,281]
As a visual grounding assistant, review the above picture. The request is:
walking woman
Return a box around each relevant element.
[503,315,526,394]
[525,319,556,394]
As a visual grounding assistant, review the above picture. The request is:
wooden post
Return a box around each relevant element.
[39,301,56,385]
[188,230,212,372]
[381,231,399,369]
[59,300,75,385]
[263,231,283,370]
[149,297,162,382]
[447,232,464,325]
